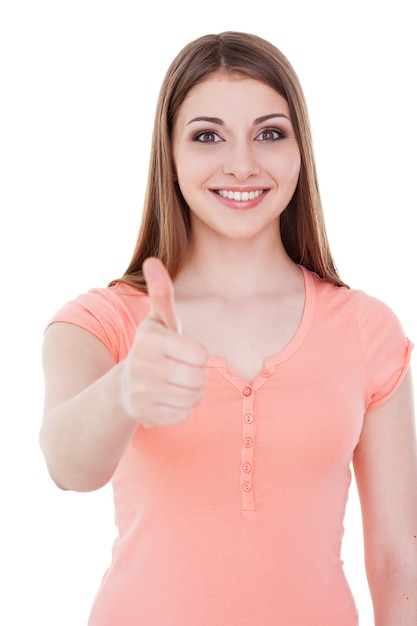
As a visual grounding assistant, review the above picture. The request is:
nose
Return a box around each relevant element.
[222,141,261,181]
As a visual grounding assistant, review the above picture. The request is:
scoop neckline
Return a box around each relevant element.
[206,265,316,371]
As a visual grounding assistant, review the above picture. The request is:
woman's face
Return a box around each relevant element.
[172,72,301,246]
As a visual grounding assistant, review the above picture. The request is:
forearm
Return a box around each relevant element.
[39,362,138,492]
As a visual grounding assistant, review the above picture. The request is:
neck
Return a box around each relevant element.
[175,232,301,299]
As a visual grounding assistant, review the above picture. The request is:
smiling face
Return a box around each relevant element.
[172,72,301,246]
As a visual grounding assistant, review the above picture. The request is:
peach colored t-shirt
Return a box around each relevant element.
[48,267,413,625]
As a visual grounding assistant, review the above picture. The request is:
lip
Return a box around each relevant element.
[210,187,270,210]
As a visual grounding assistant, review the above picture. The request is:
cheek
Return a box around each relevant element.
[282,149,301,185]
[176,152,214,189]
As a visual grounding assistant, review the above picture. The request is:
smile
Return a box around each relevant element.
[215,189,266,201]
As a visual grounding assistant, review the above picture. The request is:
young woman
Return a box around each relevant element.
[39,32,417,625]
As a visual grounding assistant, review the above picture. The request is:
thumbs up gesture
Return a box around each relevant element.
[120,258,208,427]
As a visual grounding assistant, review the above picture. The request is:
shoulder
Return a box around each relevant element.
[306,267,407,330]
[46,282,150,361]
[49,282,149,327]
[89,282,150,320]
[305,268,413,410]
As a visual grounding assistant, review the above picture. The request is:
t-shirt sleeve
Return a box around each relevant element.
[356,291,413,412]
[46,287,132,362]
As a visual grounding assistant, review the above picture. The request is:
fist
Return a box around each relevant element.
[120,258,208,427]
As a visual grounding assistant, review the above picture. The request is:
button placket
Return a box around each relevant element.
[240,386,256,512]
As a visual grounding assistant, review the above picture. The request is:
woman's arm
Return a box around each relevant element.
[353,368,417,625]
[39,259,207,492]
[39,322,137,492]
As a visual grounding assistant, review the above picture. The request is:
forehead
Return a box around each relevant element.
[177,71,291,120]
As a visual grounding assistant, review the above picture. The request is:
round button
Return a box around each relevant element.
[261,368,271,378]
[242,386,252,397]
[242,462,252,473]
[242,482,252,492]
[243,413,254,424]
[243,437,253,448]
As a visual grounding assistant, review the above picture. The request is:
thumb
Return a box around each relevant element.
[142,257,182,333]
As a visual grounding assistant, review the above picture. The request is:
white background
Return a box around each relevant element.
[1,1,415,624]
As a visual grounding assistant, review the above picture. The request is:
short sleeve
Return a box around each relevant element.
[356,291,413,411]
[45,283,148,362]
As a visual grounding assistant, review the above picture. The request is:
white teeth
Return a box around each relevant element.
[217,189,264,201]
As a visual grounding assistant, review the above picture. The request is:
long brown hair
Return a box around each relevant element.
[110,31,347,291]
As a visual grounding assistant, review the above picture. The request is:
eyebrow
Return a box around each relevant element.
[186,113,290,126]
[254,113,290,124]
[187,116,224,126]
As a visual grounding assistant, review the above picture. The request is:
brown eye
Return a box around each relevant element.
[194,131,221,143]
[256,129,284,141]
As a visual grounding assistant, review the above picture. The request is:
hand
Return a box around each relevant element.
[120,257,208,427]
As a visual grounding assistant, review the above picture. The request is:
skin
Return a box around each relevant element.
[172,72,301,246]
[171,72,305,383]
[39,73,417,624]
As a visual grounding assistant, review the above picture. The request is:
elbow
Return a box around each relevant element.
[42,459,111,492]
[48,471,71,492]
[38,427,110,493]
[366,544,417,595]
[38,432,71,491]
